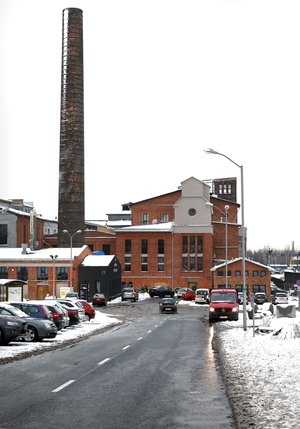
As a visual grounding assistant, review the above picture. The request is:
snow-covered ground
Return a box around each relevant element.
[1,294,299,428]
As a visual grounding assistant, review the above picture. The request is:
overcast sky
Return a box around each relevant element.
[1,0,299,251]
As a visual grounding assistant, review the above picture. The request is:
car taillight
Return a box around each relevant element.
[68,310,78,316]
[52,312,59,319]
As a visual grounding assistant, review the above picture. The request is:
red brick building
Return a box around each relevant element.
[115,177,240,290]
[211,258,271,301]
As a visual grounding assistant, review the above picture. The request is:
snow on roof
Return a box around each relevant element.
[211,257,270,271]
[81,255,115,267]
[0,246,87,261]
[107,220,132,227]
[116,221,174,232]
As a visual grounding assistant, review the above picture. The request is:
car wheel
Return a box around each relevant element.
[23,326,39,342]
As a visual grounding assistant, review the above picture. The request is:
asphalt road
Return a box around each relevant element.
[0,299,236,429]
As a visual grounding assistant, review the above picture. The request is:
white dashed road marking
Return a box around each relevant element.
[52,379,75,393]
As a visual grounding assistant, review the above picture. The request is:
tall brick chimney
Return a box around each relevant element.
[58,8,85,247]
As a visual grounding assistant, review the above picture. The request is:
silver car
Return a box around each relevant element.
[121,287,137,302]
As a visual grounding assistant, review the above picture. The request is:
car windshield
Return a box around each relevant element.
[0,305,28,318]
[197,291,207,296]
[211,292,236,303]
[123,288,134,292]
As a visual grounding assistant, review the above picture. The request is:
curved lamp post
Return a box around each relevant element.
[204,148,247,331]
[206,203,230,288]
[63,229,82,292]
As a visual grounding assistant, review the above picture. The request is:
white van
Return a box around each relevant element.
[195,288,210,304]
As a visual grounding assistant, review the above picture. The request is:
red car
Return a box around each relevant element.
[78,300,95,320]
[92,293,107,307]
[182,289,196,301]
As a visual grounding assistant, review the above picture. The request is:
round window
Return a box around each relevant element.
[188,208,196,216]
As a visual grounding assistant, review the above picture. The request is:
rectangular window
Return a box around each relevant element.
[158,239,165,272]
[141,239,148,271]
[197,236,203,254]
[102,244,110,255]
[37,267,48,280]
[253,285,266,294]
[182,236,188,254]
[158,256,164,272]
[0,224,8,245]
[57,267,68,280]
[158,239,164,254]
[235,270,241,277]
[0,266,8,279]
[140,213,149,225]
[124,256,131,272]
[189,256,195,271]
[227,270,231,277]
[18,267,28,281]
[125,239,131,253]
[160,213,169,222]
[141,239,148,254]
[141,256,148,272]
[190,236,195,254]
[182,256,188,272]
[260,271,266,277]
[217,270,224,277]
[253,270,259,277]
[197,256,203,271]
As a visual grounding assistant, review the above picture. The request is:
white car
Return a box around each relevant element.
[273,292,289,305]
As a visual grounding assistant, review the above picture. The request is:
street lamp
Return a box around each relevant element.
[204,148,247,331]
[206,203,230,288]
[63,229,82,292]
[50,254,58,297]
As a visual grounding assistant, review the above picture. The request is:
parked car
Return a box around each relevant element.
[58,302,80,326]
[195,288,210,304]
[159,298,177,313]
[0,303,57,342]
[0,314,28,345]
[9,301,54,322]
[182,289,196,301]
[56,299,86,322]
[176,288,188,299]
[209,289,239,322]
[254,292,267,305]
[272,292,289,305]
[121,287,138,302]
[34,301,65,331]
[92,293,107,307]
[149,286,175,298]
[77,299,95,320]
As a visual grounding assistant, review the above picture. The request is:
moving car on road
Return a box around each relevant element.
[159,298,177,313]
[209,289,239,322]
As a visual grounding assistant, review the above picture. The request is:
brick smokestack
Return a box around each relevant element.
[58,8,85,247]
